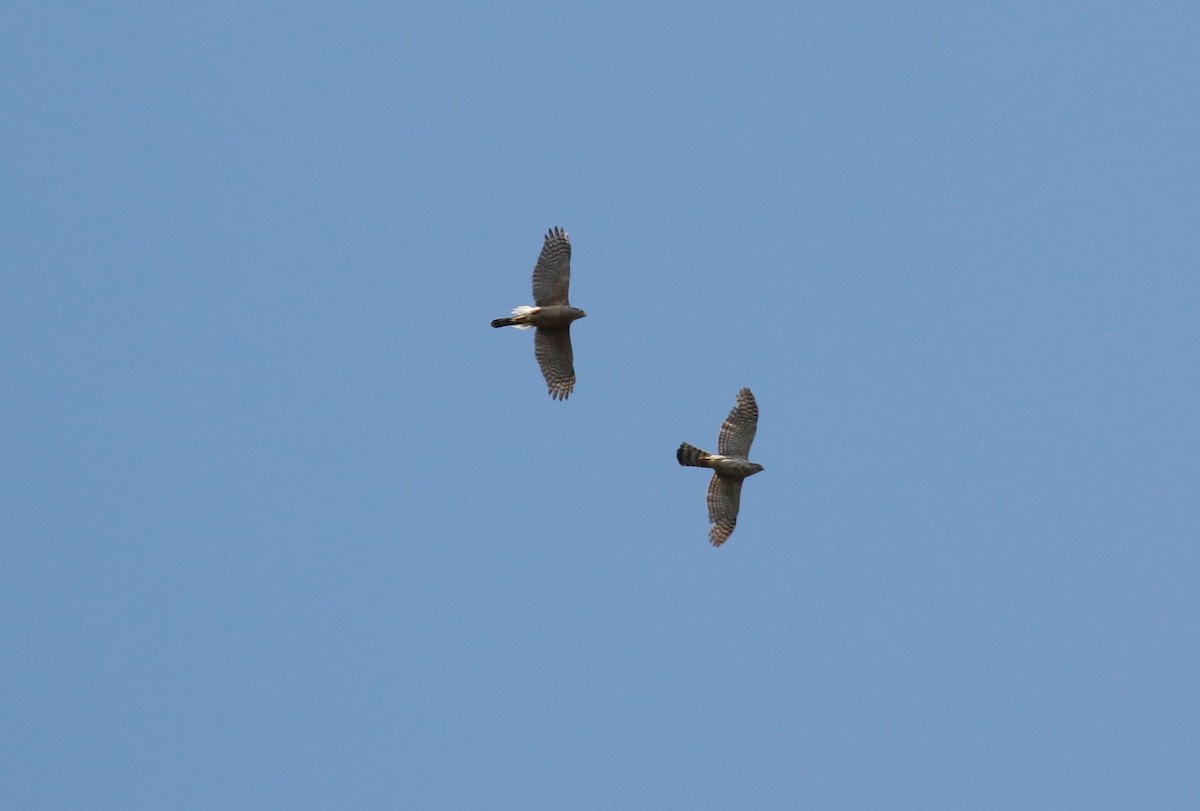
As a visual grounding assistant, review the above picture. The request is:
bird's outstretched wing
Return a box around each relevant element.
[706,474,743,547]
[717,388,758,457]
[531,227,572,306]
[534,325,576,400]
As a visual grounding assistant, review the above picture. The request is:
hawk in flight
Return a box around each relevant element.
[677,388,764,546]
[491,227,587,400]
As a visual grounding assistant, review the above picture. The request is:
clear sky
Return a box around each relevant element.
[3,2,1198,808]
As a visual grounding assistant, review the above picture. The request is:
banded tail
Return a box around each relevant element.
[677,442,714,468]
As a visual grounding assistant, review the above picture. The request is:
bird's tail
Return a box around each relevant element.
[491,305,537,329]
[676,442,713,468]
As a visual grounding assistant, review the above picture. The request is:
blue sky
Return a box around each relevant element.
[3,2,1198,808]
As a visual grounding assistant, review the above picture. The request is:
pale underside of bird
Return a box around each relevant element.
[490,227,587,401]
[677,387,764,546]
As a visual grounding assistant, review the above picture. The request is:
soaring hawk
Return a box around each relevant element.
[491,227,587,401]
[677,388,764,546]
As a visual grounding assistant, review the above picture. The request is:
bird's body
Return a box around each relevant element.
[491,304,586,330]
[491,227,586,400]
[677,388,764,546]
[677,445,763,478]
